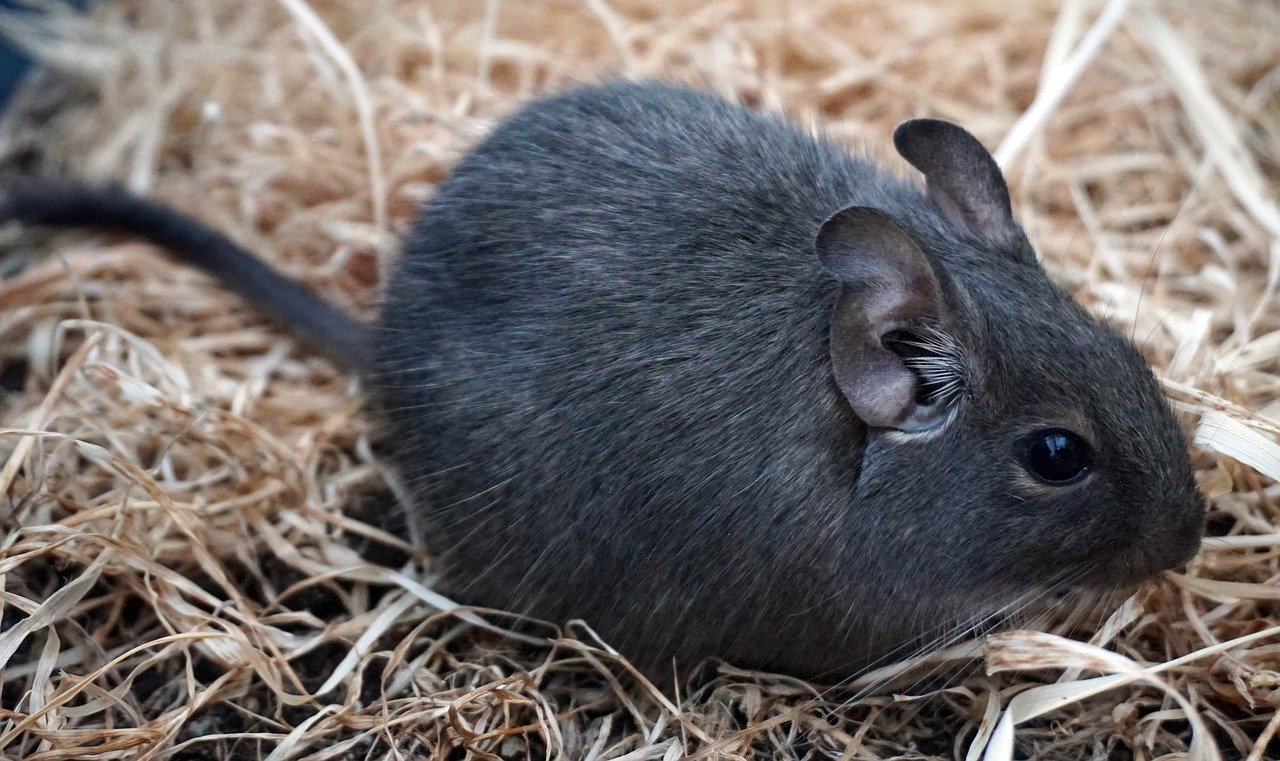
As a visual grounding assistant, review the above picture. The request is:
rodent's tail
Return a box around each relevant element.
[0,179,370,366]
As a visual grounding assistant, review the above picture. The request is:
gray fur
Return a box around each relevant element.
[370,81,1203,676]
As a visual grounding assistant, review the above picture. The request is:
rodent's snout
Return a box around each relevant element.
[1136,495,1206,577]
[1153,523,1203,572]
[1089,497,1204,588]
[1099,534,1199,589]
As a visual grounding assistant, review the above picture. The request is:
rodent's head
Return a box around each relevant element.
[817,119,1204,612]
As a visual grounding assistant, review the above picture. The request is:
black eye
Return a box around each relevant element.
[1021,428,1092,485]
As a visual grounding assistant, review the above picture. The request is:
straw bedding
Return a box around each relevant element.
[0,0,1277,758]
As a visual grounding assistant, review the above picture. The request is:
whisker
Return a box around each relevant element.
[829,565,1097,705]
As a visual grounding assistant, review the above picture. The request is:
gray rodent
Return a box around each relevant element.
[0,80,1204,679]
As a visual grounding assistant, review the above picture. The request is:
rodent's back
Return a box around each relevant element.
[370,82,912,670]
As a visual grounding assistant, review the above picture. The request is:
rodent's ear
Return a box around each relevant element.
[893,118,1028,257]
[817,206,950,431]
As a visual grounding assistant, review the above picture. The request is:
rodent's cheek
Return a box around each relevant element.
[1003,470,1117,568]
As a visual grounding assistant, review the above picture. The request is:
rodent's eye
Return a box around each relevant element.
[1021,428,1092,485]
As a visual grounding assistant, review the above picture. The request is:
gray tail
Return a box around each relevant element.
[0,179,370,366]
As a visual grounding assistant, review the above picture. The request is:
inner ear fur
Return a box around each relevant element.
[816,206,950,431]
[893,118,1031,258]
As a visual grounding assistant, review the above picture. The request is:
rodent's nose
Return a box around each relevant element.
[1147,514,1203,573]
[1168,531,1202,569]
[1148,491,1206,571]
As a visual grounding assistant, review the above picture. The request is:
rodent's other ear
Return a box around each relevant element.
[817,206,949,431]
[893,118,1028,258]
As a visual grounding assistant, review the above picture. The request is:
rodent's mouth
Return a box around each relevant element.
[1084,532,1201,589]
